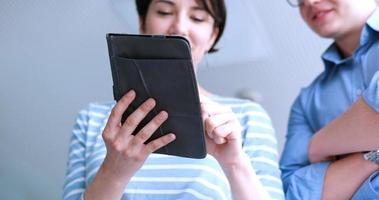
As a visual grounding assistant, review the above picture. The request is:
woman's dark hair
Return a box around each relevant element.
[135,0,226,53]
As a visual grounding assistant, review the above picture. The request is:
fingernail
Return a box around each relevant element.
[160,111,168,119]
[147,98,156,107]
[127,90,135,97]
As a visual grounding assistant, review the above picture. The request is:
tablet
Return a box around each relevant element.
[106,33,206,159]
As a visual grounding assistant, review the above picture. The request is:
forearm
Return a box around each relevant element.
[322,153,379,200]
[84,162,132,200]
[309,98,379,163]
[221,153,270,200]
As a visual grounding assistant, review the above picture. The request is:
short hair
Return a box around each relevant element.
[135,0,227,53]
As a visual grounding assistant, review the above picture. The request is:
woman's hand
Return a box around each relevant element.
[85,90,175,200]
[200,95,243,166]
[200,95,270,199]
[101,90,176,181]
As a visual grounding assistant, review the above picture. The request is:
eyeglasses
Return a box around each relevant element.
[286,0,304,7]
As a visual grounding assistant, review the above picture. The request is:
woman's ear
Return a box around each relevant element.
[139,17,146,33]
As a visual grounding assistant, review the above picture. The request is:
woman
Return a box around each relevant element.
[64,0,283,199]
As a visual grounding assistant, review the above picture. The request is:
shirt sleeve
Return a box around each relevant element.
[280,94,330,200]
[362,70,379,112]
[242,103,284,200]
[63,109,89,200]
[282,91,379,199]
[352,172,379,199]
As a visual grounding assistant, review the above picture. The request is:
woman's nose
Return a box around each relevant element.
[168,14,189,37]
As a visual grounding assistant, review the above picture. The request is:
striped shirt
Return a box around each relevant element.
[63,95,284,200]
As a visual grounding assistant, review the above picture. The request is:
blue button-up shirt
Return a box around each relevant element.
[280,8,379,200]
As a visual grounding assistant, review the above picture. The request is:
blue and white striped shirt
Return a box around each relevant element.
[64,95,284,200]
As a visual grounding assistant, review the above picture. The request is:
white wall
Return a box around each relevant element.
[0,0,332,199]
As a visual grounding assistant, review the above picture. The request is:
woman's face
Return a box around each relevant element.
[140,0,219,69]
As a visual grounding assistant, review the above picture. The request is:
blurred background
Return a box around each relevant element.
[0,0,332,199]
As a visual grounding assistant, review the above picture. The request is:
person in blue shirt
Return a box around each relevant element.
[281,0,379,199]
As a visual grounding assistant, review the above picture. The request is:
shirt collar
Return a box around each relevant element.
[367,8,379,32]
[322,8,379,69]
[360,8,379,46]
[321,43,351,70]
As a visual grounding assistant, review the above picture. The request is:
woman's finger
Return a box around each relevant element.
[146,133,176,153]
[204,113,235,138]
[118,98,156,137]
[212,121,235,137]
[214,137,227,144]
[201,103,231,116]
[134,111,168,144]
[103,90,136,139]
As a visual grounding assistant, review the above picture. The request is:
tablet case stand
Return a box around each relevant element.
[106,34,206,159]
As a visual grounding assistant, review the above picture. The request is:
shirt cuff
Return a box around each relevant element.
[352,171,379,200]
[362,70,379,112]
[285,162,330,200]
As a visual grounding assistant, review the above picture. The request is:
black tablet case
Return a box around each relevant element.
[106,33,206,159]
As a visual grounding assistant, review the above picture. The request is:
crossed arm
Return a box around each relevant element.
[307,97,379,199]
[282,94,379,199]
[309,71,379,162]
[308,97,379,163]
